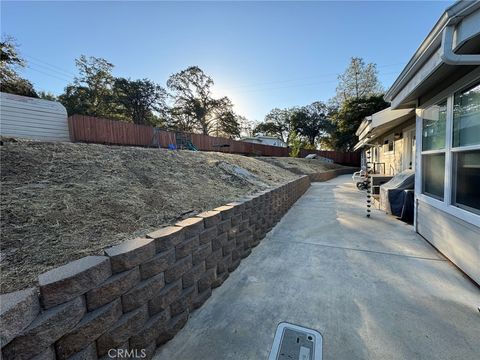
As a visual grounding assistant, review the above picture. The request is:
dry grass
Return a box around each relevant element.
[257,156,340,175]
[0,140,341,293]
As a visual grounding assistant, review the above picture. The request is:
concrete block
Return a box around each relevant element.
[140,249,175,280]
[198,226,217,245]
[175,235,199,260]
[39,256,111,309]
[212,232,228,251]
[67,342,97,360]
[147,226,185,253]
[192,288,212,310]
[213,205,235,220]
[222,240,236,257]
[55,299,122,359]
[241,248,252,259]
[195,210,221,228]
[104,238,155,273]
[192,242,212,266]
[97,341,128,360]
[156,311,188,346]
[211,272,229,288]
[129,309,169,351]
[96,305,148,357]
[174,217,204,238]
[197,268,216,293]
[228,259,241,273]
[230,214,243,227]
[225,201,246,215]
[216,219,231,234]
[182,262,206,289]
[148,281,182,316]
[231,248,242,262]
[30,346,55,360]
[86,267,140,311]
[2,296,86,360]
[122,272,165,312]
[164,255,192,284]
[227,225,240,241]
[217,255,231,275]
[205,249,222,270]
[0,287,40,347]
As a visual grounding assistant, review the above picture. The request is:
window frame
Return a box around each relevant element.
[383,134,395,154]
[416,69,480,228]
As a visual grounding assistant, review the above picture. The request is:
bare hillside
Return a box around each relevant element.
[0,140,342,293]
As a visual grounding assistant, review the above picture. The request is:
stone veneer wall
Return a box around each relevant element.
[1,175,315,360]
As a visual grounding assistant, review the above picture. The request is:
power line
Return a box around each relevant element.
[27,59,76,79]
[26,65,72,83]
[220,61,407,91]
[227,70,402,94]
[23,54,76,78]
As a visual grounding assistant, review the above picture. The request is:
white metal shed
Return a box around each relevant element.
[0,92,69,141]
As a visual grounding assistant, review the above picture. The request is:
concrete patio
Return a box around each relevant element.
[154,175,480,360]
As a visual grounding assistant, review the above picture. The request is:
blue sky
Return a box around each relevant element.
[2,1,450,121]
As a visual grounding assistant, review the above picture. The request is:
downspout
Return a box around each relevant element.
[441,23,480,65]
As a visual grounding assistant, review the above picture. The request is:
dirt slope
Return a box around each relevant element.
[0,140,342,293]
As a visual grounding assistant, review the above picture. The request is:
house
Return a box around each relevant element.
[357,0,480,284]
[242,135,287,147]
[354,107,416,175]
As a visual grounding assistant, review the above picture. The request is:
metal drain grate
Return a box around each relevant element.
[268,322,323,360]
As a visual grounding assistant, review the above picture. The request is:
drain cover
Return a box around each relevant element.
[268,322,323,360]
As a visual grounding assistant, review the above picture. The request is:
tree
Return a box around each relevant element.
[334,57,383,105]
[38,91,57,101]
[254,108,292,143]
[214,109,241,139]
[214,97,241,138]
[166,106,197,132]
[288,131,304,158]
[326,95,389,151]
[167,66,238,137]
[113,78,167,125]
[0,36,37,97]
[237,116,256,138]
[59,55,115,117]
[290,101,330,146]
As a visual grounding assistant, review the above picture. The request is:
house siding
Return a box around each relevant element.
[0,92,69,142]
[369,117,416,175]
[417,200,480,284]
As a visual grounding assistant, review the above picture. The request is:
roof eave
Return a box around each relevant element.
[385,0,480,103]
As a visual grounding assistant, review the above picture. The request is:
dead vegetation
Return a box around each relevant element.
[1,140,342,293]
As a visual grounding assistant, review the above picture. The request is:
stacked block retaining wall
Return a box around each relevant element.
[1,171,352,359]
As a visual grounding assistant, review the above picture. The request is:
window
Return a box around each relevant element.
[384,134,394,153]
[420,80,480,218]
[452,151,480,214]
[421,102,447,200]
[451,82,480,214]
[422,101,447,151]
[453,83,480,147]
[422,153,445,200]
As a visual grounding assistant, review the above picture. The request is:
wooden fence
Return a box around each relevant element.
[68,114,360,166]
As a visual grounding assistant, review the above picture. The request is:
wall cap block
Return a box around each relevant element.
[39,256,111,309]
[2,296,86,360]
[0,287,40,347]
[104,238,155,273]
